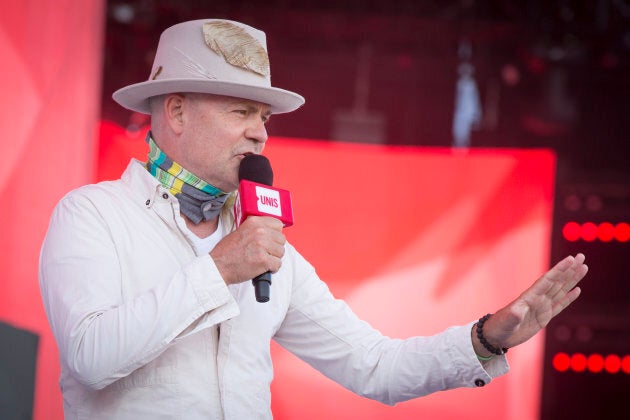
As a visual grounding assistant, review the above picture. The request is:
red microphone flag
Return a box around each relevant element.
[234,180,294,228]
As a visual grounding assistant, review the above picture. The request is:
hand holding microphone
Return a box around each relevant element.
[236,155,293,302]
[210,216,285,287]
[210,155,293,303]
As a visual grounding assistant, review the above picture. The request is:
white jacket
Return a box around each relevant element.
[39,160,507,419]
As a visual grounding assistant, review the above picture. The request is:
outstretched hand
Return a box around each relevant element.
[473,253,588,355]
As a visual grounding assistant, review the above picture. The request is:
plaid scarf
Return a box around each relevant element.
[146,132,229,224]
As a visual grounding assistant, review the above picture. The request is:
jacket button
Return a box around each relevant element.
[474,379,486,387]
[162,193,169,199]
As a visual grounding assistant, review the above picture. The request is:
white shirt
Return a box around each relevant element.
[39,159,508,419]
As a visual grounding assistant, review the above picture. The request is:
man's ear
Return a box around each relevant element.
[163,93,186,134]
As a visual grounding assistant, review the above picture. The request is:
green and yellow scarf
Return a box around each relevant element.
[146,132,229,224]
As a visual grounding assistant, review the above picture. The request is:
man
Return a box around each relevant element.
[39,19,588,419]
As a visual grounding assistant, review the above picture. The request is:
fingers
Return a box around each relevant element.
[539,254,587,293]
[544,253,588,318]
[245,216,286,261]
[551,286,582,318]
[546,253,583,281]
[211,216,286,285]
[482,254,588,348]
[518,253,587,312]
[574,252,586,265]
[258,228,286,272]
[551,253,588,299]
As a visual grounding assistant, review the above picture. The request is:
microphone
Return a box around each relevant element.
[236,155,293,302]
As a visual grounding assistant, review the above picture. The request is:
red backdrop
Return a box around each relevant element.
[266,139,555,420]
[1,2,555,416]
[98,122,556,420]
[0,2,105,419]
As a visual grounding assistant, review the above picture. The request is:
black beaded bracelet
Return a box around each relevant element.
[476,314,509,356]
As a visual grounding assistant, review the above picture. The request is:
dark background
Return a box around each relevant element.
[101,1,630,418]
[102,0,630,184]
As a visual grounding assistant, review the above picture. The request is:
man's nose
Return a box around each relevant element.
[245,117,269,145]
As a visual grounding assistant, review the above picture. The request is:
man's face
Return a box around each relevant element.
[174,93,272,192]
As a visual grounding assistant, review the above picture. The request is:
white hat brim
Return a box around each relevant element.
[112,78,305,115]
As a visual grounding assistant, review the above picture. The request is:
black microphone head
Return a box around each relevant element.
[238,154,274,186]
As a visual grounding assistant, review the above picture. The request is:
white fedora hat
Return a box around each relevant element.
[112,19,305,114]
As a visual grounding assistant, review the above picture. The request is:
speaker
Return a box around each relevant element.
[0,321,39,420]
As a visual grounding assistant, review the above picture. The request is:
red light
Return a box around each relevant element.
[587,354,604,373]
[562,222,581,242]
[605,354,621,373]
[571,353,587,372]
[563,221,630,242]
[552,352,571,372]
[616,222,630,242]
[554,353,630,374]
[597,222,615,242]
[581,223,598,242]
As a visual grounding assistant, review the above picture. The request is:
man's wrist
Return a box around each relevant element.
[474,314,509,357]
[471,323,494,359]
